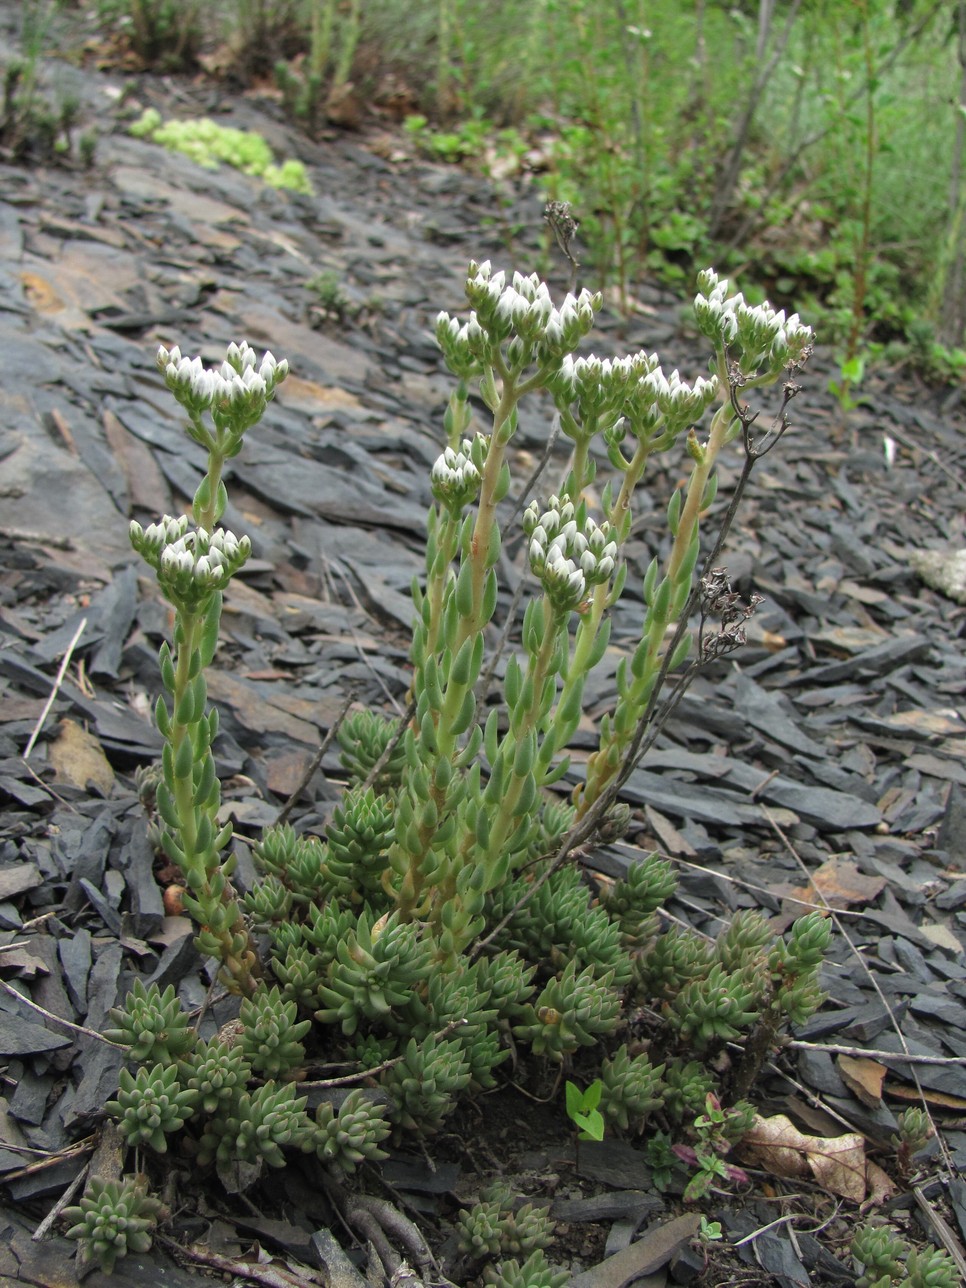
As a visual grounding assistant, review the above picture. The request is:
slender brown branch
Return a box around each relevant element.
[276,688,358,826]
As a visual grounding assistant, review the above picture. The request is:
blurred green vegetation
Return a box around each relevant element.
[79,1,966,375]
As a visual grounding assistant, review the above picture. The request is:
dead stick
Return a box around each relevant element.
[23,616,87,759]
[275,688,357,826]
[0,976,123,1047]
[32,1161,91,1240]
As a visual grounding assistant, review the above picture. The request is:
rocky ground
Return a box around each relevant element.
[1,7,966,1287]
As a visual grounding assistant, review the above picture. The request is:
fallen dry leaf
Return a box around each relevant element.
[863,1160,897,1209]
[786,858,886,910]
[736,1113,867,1202]
[838,1055,887,1108]
[48,719,115,796]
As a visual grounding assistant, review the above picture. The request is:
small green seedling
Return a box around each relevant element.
[565,1079,605,1142]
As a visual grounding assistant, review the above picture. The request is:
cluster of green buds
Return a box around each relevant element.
[523,495,618,612]
[64,1177,163,1275]
[106,1064,195,1152]
[693,269,813,378]
[103,979,195,1064]
[309,1088,392,1174]
[435,261,601,377]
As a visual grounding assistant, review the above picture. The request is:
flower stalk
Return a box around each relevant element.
[130,341,288,994]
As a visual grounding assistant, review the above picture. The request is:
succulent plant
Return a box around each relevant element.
[599,854,677,946]
[663,963,760,1050]
[456,1193,505,1257]
[338,707,406,791]
[299,900,357,966]
[495,864,633,987]
[103,979,195,1064]
[769,911,831,1024]
[513,960,621,1060]
[636,924,716,999]
[662,1059,715,1123]
[599,1044,665,1132]
[493,1200,555,1259]
[715,908,772,972]
[271,942,327,1010]
[322,785,395,900]
[106,1063,195,1152]
[397,958,496,1045]
[309,1088,392,1174]
[852,1224,908,1288]
[242,874,293,929]
[347,1031,399,1069]
[457,1186,554,1261]
[527,797,576,861]
[64,1176,163,1274]
[474,949,537,1024]
[380,1033,471,1134]
[903,1246,961,1288]
[315,909,433,1035]
[253,823,331,902]
[482,1248,569,1288]
[184,1037,251,1115]
[197,1080,309,1170]
[238,984,311,1077]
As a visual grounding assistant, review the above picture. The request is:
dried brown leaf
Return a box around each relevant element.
[48,718,115,796]
[736,1113,867,1202]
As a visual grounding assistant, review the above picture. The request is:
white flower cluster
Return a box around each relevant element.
[430,436,484,511]
[435,261,603,377]
[156,341,288,421]
[550,349,718,445]
[524,495,617,612]
[694,269,813,373]
[130,514,251,608]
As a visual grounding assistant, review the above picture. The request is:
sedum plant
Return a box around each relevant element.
[852,1223,960,1288]
[63,1176,163,1275]
[76,258,828,1278]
